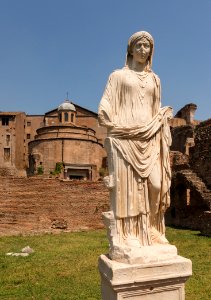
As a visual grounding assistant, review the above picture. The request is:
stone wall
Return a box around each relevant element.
[0,112,27,177]
[28,138,105,180]
[166,103,211,235]
[166,169,211,235]
[169,117,186,128]
[14,113,27,171]
[167,119,211,236]
[170,151,189,170]
[171,125,194,154]
[25,115,43,168]
[190,120,211,187]
[0,177,109,236]
[174,103,197,125]
[75,105,107,143]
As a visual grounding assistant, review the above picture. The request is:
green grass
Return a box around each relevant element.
[0,228,210,300]
[166,227,211,300]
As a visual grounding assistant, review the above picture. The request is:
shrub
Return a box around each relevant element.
[99,167,108,177]
[37,165,44,175]
[50,162,64,176]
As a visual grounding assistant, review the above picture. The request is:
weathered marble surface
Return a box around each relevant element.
[99,30,172,255]
[99,254,192,300]
[102,211,177,264]
[98,31,192,299]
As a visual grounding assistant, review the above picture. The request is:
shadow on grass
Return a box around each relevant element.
[167,224,199,231]
[167,225,211,238]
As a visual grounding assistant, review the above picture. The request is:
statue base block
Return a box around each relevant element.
[110,244,178,265]
[99,254,192,300]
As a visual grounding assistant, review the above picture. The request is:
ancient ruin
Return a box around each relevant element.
[28,100,107,180]
[0,102,210,240]
[0,100,107,180]
[0,176,109,236]
[167,104,211,236]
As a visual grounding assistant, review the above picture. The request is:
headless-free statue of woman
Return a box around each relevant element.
[98,31,173,253]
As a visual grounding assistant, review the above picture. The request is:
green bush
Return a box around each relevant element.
[50,162,64,176]
[99,167,108,177]
[37,165,43,175]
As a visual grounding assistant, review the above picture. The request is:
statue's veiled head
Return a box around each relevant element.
[125,31,154,71]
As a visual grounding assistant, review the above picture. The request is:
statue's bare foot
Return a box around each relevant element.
[156,234,169,244]
[151,228,169,245]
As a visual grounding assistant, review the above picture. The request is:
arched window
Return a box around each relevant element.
[64,112,68,122]
[71,113,74,122]
[59,113,62,123]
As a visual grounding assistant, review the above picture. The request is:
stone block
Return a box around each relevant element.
[99,254,192,300]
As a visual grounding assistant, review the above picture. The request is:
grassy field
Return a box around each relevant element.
[0,227,210,300]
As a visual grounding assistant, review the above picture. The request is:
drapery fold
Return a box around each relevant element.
[98,68,172,224]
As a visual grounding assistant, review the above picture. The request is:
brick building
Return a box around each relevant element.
[0,100,107,180]
[0,112,43,177]
[28,100,107,180]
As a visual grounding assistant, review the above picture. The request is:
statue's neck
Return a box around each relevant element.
[131,60,147,73]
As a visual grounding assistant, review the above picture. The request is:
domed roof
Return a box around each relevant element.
[58,100,76,112]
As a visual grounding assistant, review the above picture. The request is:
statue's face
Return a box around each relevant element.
[132,37,151,64]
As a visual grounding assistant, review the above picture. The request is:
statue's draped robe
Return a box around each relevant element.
[98,68,172,243]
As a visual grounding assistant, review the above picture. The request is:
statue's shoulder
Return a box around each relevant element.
[110,68,125,77]
[108,68,129,82]
[151,72,160,86]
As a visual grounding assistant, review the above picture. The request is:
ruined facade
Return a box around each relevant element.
[167,104,211,236]
[0,100,107,180]
[0,101,211,235]
[169,103,199,155]
[190,119,211,187]
[0,112,43,177]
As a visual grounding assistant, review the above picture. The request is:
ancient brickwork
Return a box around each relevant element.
[190,121,211,187]
[0,101,108,179]
[167,104,211,236]
[29,138,105,180]
[174,103,197,125]
[166,168,211,235]
[25,115,43,142]
[75,104,107,143]
[169,117,186,128]
[170,125,194,154]
[170,151,189,170]
[0,112,26,177]
[0,177,109,236]
[27,101,108,180]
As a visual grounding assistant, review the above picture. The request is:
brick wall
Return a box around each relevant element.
[0,177,109,236]
[190,122,211,187]
[28,138,106,179]
[171,125,194,154]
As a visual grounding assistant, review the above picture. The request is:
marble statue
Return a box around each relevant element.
[98,32,192,300]
[98,31,173,261]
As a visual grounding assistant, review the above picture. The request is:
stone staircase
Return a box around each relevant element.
[168,168,211,236]
[176,169,211,209]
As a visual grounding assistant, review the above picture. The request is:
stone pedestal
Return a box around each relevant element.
[99,254,192,300]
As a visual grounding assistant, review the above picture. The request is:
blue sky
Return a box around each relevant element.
[0,0,210,120]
